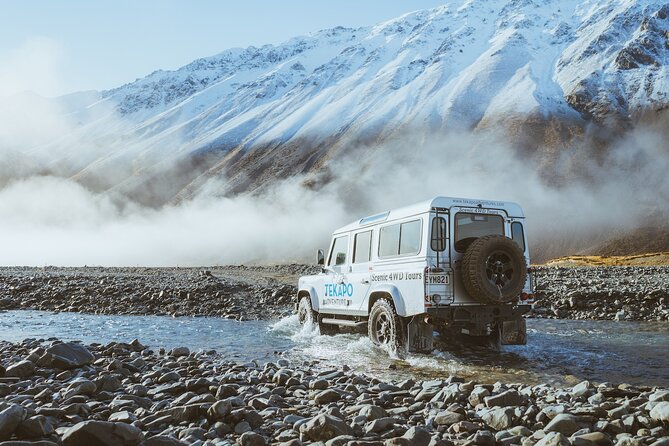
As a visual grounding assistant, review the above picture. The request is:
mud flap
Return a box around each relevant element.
[407,315,433,353]
[501,318,527,345]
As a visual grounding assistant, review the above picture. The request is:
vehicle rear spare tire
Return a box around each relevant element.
[461,234,527,304]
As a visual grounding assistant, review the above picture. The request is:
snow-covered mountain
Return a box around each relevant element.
[17,0,669,203]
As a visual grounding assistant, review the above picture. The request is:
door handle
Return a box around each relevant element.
[361,279,370,284]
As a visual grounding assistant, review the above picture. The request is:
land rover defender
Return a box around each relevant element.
[296,196,534,354]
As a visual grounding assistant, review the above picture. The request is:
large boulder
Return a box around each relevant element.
[62,420,143,446]
[300,414,353,441]
[38,343,95,370]
[0,404,27,440]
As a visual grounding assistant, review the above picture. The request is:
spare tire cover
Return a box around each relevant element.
[460,234,527,304]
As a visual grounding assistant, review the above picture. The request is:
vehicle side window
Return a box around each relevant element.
[328,235,349,266]
[399,220,421,255]
[511,222,525,252]
[353,231,372,263]
[431,217,447,251]
[379,219,422,257]
[379,224,400,257]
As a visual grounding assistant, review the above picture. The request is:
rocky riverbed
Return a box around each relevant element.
[0,338,668,446]
[0,265,668,322]
[531,267,669,322]
[0,266,317,321]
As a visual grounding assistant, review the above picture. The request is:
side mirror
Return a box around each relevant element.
[317,249,324,265]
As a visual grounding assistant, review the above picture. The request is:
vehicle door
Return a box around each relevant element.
[320,233,353,314]
[348,229,373,313]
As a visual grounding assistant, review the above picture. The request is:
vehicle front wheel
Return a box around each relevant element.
[368,299,406,356]
[297,296,316,326]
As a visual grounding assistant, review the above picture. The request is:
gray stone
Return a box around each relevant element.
[234,421,252,435]
[0,404,27,440]
[485,389,523,408]
[650,391,669,402]
[572,432,612,446]
[314,389,341,405]
[207,400,232,420]
[16,415,54,439]
[240,431,267,446]
[473,430,496,446]
[365,416,396,433]
[649,438,669,446]
[481,407,515,430]
[545,414,580,436]
[434,410,465,426]
[469,387,491,407]
[168,347,189,357]
[572,381,593,398]
[140,435,188,446]
[64,378,97,398]
[108,411,137,423]
[62,420,143,445]
[359,404,387,421]
[40,343,95,369]
[535,432,570,446]
[401,426,432,446]
[5,360,35,378]
[300,414,354,441]
[650,402,669,422]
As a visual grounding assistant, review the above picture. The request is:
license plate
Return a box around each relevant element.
[427,274,449,284]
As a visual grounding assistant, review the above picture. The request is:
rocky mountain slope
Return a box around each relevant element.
[13,0,661,204]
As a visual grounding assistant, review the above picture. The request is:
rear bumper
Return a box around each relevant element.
[426,304,531,325]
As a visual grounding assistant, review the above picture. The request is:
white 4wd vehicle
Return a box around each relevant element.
[297,196,534,354]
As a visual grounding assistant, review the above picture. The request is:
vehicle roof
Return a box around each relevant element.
[334,196,525,234]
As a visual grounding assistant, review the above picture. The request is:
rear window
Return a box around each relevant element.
[379,219,422,258]
[454,213,504,252]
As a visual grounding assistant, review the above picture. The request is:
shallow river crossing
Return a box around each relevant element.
[1,310,667,387]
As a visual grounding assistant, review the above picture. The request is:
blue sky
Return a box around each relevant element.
[0,0,445,97]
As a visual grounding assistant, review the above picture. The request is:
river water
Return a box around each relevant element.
[1,310,667,387]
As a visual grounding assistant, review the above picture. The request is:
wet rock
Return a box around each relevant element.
[62,420,143,445]
[40,343,94,369]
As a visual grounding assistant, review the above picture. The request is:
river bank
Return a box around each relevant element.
[0,265,668,322]
[0,337,668,446]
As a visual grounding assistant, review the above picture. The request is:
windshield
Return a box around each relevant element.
[454,212,504,252]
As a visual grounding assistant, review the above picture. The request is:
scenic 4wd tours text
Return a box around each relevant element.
[370,272,423,281]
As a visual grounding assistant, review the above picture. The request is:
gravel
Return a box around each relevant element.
[0,338,667,445]
[531,267,669,321]
[0,265,668,322]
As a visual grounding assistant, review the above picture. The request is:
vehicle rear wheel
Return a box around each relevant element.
[461,235,527,304]
[368,299,406,356]
[297,296,316,326]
